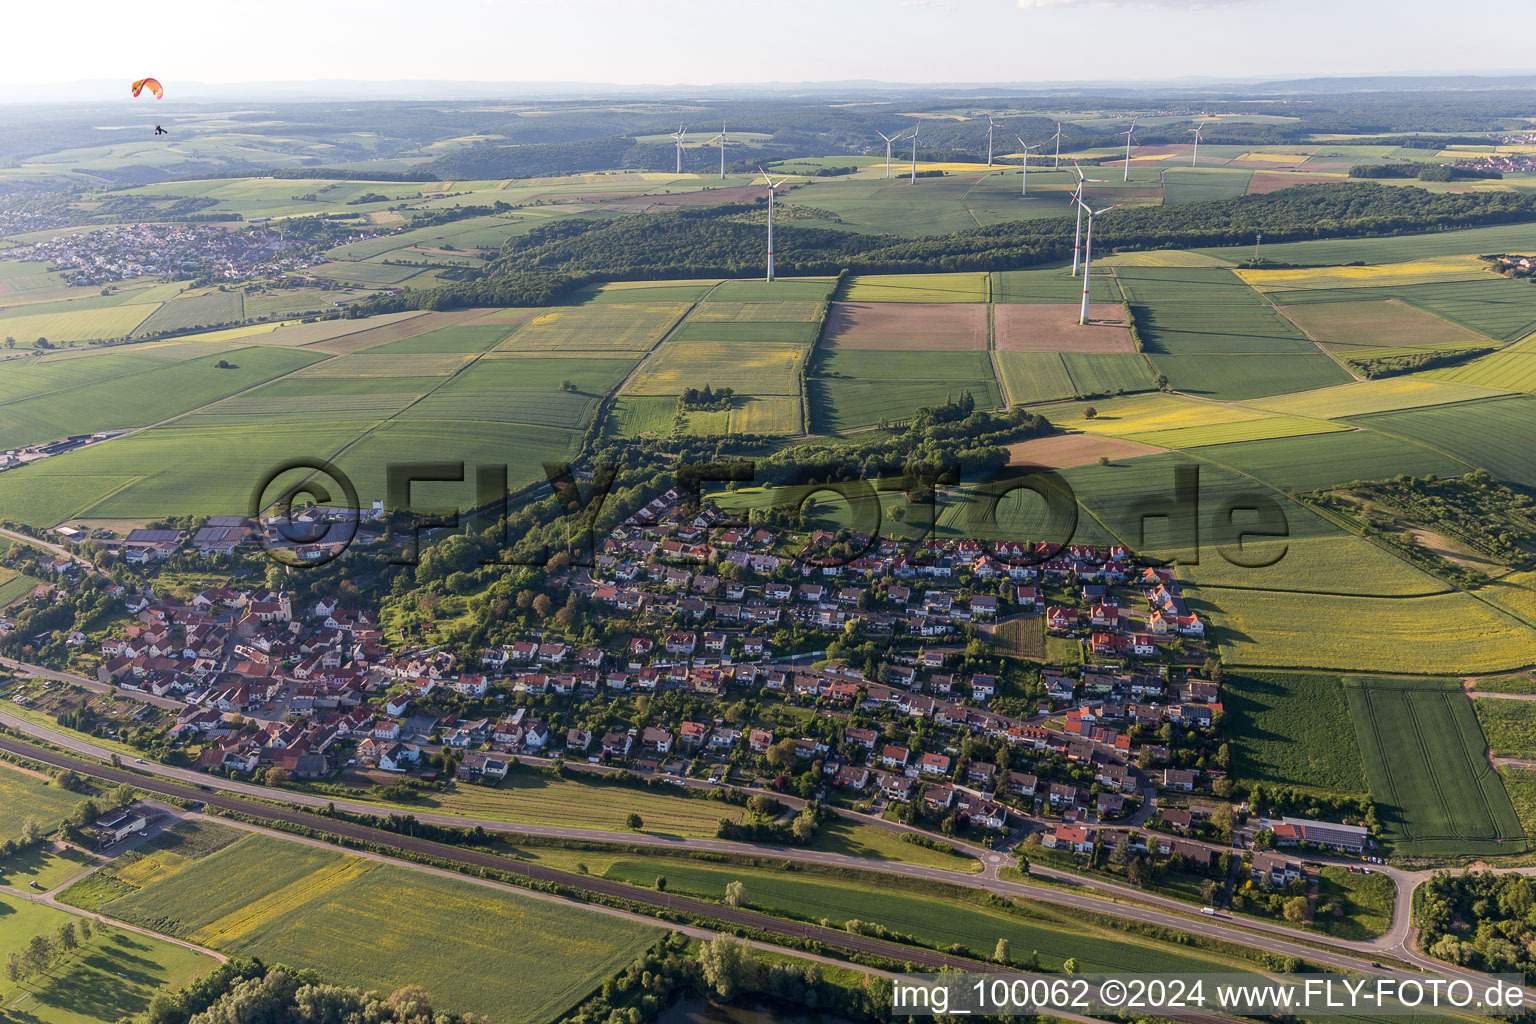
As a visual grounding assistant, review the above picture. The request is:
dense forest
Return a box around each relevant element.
[358,182,1536,310]
[1416,871,1536,979]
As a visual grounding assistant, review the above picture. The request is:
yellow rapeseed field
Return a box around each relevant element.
[730,395,803,434]
[1246,377,1512,418]
[1097,250,1237,268]
[1050,392,1269,436]
[191,856,373,947]
[1236,255,1492,291]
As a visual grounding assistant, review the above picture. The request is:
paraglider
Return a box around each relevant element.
[131,78,163,99]
[154,125,168,135]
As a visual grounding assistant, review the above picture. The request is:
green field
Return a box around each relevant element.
[628,340,807,397]
[366,323,515,353]
[1196,222,1536,265]
[506,302,689,353]
[1314,866,1395,941]
[1344,675,1527,857]
[130,289,244,337]
[68,832,658,1024]
[812,376,1002,433]
[1346,395,1536,488]
[1270,278,1536,342]
[0,345,324,451]
[1471,698,1536,760]
[841,272,990,303]
[1149,352,1352,400]
[996,352,1077,404]
[1125,414,1347,449]
[0,894,213,1024]
[0,763,93,837]
[991,267,1118,304]
[1222,671,1367,794]
[605,395,677,437]
[0,303,160,344]
[1184,428,1469,492]
[1204,586,1536,674]
[350,770,749,837]
[598,858,1259,975]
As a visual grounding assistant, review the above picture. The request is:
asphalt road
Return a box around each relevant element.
[0,719,1432,980]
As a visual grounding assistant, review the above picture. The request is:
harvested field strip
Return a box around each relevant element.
[1236,256,1494,291]
[841,272,989,303]
[1278,299,1491,351]
[1123,416,1351,449]
[191,856,375,947]
[688,301,824,323]
[627,341,807,397]
[504,303,690,352]
[1004,433,1164,469]
[730,396,803,435]
[1043,392,1269,435]
[1245,377,1511,418]
[1203,586,1536,674]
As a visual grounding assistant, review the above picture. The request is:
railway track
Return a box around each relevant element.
[0,735,1003,973]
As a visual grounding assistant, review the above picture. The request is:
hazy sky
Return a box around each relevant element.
[7,0,1523,89]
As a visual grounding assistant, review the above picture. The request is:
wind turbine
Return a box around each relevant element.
[876,129,904,178]
[1117,117,1138,182]
[1051,122,1064,169]
[1013,135,1041,196]
[1075,196,1123,325]
[1069,161,1106,277]
[756,166,789,283]
[1189,121,1206,167]
[671,124,688,175]
[1077,198,1124,325]
[985,116,1001,168]
[708,121,729,179]
[909,124,920,183]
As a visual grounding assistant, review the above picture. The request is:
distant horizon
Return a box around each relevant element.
[8,0,1531,97]
[7,69,1536,108]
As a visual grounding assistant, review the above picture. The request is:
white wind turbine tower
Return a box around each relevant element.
[876,129,903,178]
[985,116,1000,168]
[1013,135,1041,196]
[1189,121,1206,167]
[1069,160,1106,276]
[909,124,920,183]
[757,165,789,283]
[671,124,689,174]
[1075,195,1123,325]
[708,121,729,179]
[1117,117,1138,182]
[1051,122,1064,169]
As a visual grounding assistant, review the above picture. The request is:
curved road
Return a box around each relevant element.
[0,711,1473,987]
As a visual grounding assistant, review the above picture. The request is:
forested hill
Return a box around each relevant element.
[411,136,807,180]
[363,182,1536,309]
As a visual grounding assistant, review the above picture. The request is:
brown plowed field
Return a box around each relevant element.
[1005,433,1164,468]
[994,303,1132,352]
[821,301,988,350]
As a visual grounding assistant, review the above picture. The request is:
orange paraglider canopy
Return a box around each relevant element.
[131,78,163,99]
